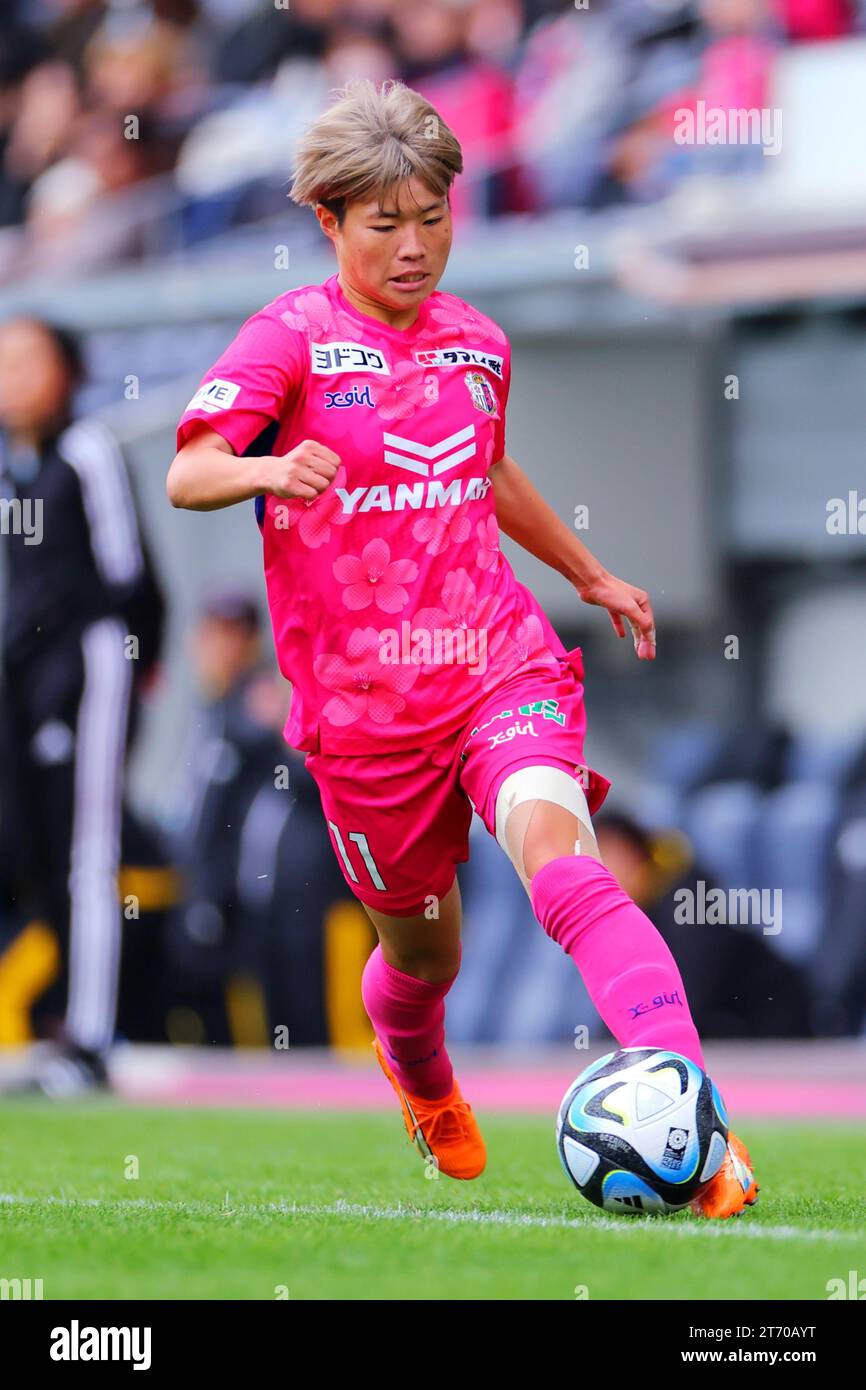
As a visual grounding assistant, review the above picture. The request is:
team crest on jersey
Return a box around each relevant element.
[463,371,499,418]
[414,348,504,379]
[311,342,391,375]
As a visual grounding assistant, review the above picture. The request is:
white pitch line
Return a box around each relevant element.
[0,1193,860,1243]
[277,1200,861,1243]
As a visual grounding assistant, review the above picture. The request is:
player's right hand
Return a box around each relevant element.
[264,440,341,500]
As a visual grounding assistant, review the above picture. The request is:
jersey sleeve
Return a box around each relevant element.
[492,335,511,465]
[176,308,306,456]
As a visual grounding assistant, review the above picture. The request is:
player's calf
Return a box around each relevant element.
[494,763,706,1070]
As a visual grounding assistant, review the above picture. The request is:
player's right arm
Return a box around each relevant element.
[166,425,340,511]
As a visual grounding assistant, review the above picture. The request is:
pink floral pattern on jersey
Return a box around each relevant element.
[332,538,419,613]
[410,567,503,676]
[280,293,366,342]
[271,464,353,549]
[314,626,421,727]
[511,613,559,667]
[176,273,546,750]
[426,299,506,347]
[375,360,436,422]
[476,514,501,571]
[474,613,559,694]
[411,506,473,556]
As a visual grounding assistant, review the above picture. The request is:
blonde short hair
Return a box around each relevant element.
[289,78,463,223]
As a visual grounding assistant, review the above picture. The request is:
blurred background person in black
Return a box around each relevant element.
[594,809,813,1040]
[0,315,164,1093]
[166,591,361,1048]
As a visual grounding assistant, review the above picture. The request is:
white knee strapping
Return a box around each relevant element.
[494,765,595,894]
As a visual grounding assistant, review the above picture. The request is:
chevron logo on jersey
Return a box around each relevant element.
[383,424,477,478]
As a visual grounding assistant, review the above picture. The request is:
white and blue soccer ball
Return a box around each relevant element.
[556,1047,729,1215]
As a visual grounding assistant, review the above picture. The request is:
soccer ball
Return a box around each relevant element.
[556,1046,729,1215]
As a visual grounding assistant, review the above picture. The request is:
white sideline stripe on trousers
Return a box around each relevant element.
[0,1195,856,1243]
[59,419,144,586]
[65,617,132,1052]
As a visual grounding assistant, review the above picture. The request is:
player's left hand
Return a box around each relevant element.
[575,570,656,660]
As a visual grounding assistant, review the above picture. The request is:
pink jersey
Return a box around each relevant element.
[176,272,566,754]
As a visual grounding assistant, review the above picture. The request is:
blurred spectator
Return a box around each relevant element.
[771,0,855,40]
[81,6,208,128]
[466,0,526,66]
[514,5,634,209]
[166,591,351,1046]
[323,17,396,88]
[166,593,285,1043]
[213,0,341,84]
[22,109,177,273]
[676,0,776,126]
[2,60,81,200]
[393,0,529,217]
[37,0,107,72]
[0,25,53,227]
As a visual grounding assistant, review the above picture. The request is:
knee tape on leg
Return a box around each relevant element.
[494,765,594,893]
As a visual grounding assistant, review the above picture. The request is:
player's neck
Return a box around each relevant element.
[336,273,421,332]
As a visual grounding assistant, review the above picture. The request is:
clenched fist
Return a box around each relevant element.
[263,439,341,500]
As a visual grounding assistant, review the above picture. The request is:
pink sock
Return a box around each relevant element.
[530,854,706,1070]
[361,944,458,1100]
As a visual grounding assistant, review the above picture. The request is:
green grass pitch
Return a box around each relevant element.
[1,1103,864,1300]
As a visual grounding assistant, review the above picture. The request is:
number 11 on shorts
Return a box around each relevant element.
[327,820,387,890]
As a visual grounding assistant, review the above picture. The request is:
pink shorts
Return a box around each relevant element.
[304,645,611,917]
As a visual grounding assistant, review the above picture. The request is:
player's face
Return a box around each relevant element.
[319,176,452,325]
[0,319,72,436]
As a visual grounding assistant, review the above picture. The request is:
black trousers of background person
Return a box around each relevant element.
[0,616,134,1052]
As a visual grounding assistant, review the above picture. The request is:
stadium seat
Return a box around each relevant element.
[645,721,726,796]
[752,782,840,966]
[782,734,861,786]
[808,787,866,1035]
[681,781,763,890]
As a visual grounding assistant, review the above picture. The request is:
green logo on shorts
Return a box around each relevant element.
[461,695,569,761]
[461,697,566,761]
[517,699,566,726]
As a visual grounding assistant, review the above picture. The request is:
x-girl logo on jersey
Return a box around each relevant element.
[323,385,376,410]
[311,341,391,375]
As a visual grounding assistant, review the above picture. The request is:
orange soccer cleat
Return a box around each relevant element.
[372,1036,487,1180]
[690,1131,760,1219]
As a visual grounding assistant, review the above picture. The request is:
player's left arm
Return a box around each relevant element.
[489,452,656,660]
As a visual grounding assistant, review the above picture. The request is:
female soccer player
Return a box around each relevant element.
[168,79,758,1218]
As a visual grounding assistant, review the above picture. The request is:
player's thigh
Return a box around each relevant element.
[305,744,471,952]
[457,647,612,893]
